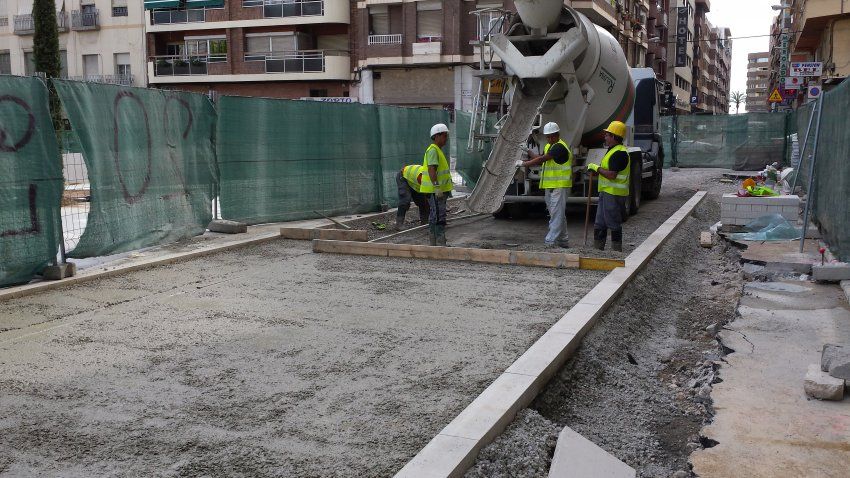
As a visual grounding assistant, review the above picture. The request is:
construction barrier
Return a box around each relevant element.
[55,81,218,258]
[0,76,64,286]
[661,113,788,170]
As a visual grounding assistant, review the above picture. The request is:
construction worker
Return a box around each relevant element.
[586,120,630,252]
[421,123,452,246]
[519,121,574,248]
[395,164,430,230]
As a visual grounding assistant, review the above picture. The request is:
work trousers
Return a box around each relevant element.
[594,191,627,233]
[395,171,430,225]
[427,192,450,226]
[544,188,570,245]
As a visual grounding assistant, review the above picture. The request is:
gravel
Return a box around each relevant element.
[467,170,745,477]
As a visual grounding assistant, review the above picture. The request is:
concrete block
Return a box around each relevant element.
[804,364,845,401]
[505,330,579,378]
[700,232,713,248]
[812,263,850,282]
[550,303,603,337]
[394,434,479,478]
[548,426,636,478]
[208,219,247,234]
[42,262,76,280]
[280,228,368,242]
[822,344,850,380]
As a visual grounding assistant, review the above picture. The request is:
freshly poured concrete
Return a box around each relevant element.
[0,240,606,476]
[691,281,850,477]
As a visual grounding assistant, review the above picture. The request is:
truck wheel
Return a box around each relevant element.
[642,143,663,200]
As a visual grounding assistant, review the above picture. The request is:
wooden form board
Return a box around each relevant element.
[312,240,626,271]
[280,227,369,242]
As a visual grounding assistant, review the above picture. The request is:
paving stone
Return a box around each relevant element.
[208,219,247,234]
[822,344,850,380]
[548,426,636,478]
[804,364,845,401]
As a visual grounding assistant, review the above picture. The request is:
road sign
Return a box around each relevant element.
[784,76,802,89]
[790,62,823,77]
[808,83,822,99]
[768,88,784,103]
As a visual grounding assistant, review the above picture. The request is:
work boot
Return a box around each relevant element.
[593,228,606,251]
[435,225,447,247]
[428,225,437,246]
[611,230,623,252]
[395,216,405,231]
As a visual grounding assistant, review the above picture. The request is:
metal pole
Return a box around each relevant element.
[791,99,818,193]
[799,93,825,253]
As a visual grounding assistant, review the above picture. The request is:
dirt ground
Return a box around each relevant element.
[0,238,607,477]
[466,170,745,477]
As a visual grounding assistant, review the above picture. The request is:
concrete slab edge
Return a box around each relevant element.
[394,191,707,478]
[0,233,281,302]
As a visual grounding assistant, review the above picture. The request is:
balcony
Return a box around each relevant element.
[573,0,618,28]
[796,0,849,51]
[151,8,208,24]
[13,12,68,35]
[151,54,226,76]
[368,34,402,45]
[412,38,441,56]
[71,10,99,31]
[68,74,135,86]
[262,0,323,18]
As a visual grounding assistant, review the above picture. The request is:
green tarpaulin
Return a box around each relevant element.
[217,97,382,224]
[55,81,217,258]
[0,76,63,286]
[184,0,224,7]
[144,0,181,10]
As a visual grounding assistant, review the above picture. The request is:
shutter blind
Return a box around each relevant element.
[417,10,442,39]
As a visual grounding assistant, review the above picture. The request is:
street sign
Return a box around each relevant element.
[808,83,822,99]
[690,95,698,105]
[299,97,358,103]
[784,76,802,89]
[790,62,823,77]
[768,88,784,103]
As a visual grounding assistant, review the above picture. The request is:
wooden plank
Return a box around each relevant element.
[578,257,626,271]
[280,227,368,242]
[512,251,580,269]
[311,240,388,257]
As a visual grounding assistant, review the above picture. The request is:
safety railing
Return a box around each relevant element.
[244,50,328,73]
[151,8,207,24]
[14,12,68,34]
[368,34,402,45]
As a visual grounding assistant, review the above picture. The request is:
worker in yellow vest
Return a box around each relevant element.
[519,122,574,248]
[421,123,453,246]
[586,121,630,252]
[395,164,430,230]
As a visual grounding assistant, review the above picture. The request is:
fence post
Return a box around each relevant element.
[671,111,678,167]
[799,93,825,253]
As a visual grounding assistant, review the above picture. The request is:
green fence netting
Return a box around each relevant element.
[0,76,63,286]
[662,113,788,170]
[217,96,382,224]
[454,110,494,187]
[797,81,850,262]
[377,105,449,207]
[55,81,217,258]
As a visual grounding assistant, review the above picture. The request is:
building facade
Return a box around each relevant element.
[746,51,769,112]
[0,0,145,86]
[144,0,352,99]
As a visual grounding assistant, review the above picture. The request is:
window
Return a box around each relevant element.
[368,5,388,35]
[83,54,99,76]
[166,43,183,56]
[416,0,442,42]
[115,52,130,76]
[25,50,67,77]
[112,0,127,16]
[309,89,327,97]
[185,38,227,62]
[0,0,7,27]
[245,34,296,58]
[0,51,10,74]
[24,51,33,75]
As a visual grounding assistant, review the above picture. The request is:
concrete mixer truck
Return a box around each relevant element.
[465,1,668,217]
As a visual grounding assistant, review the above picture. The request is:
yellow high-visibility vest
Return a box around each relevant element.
[420,144,453,193]
[598,144,630,197]
[540,139,573,189]
[402,164,425,193]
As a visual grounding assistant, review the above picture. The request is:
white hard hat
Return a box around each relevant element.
[430,123,449,137]
[543,122,560,135]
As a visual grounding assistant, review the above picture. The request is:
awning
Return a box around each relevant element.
[184,0,224,7]
[144,0,182,10]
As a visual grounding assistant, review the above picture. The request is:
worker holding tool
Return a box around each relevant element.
[586,120,630,252]
[421,123,453,246]
[395,164,430,230]
[518,122,574,248]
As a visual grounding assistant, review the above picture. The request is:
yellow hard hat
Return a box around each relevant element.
[603,121,627,139]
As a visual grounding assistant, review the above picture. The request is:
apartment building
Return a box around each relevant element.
[144,0,351,98]
[746,51,769,112]
[0,0,145,86]
[645,0,670,81]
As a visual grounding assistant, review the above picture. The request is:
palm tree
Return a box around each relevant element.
[730,91,746,114]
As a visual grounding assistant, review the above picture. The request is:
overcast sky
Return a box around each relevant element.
[706,0,779,112]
